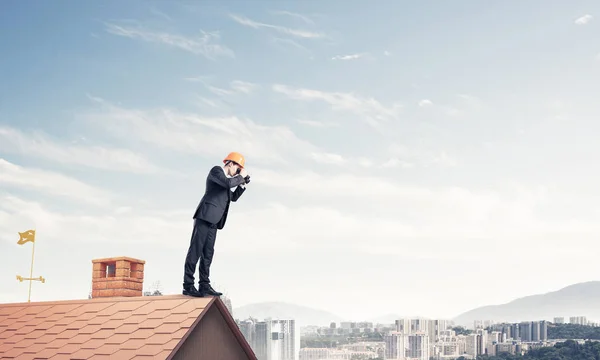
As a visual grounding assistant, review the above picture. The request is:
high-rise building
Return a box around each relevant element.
[407,333,429,360]
[254,321,270,360]
[510,323,519,340]
[221,296,233,315]
[520,322,532,342]
[476,329,488,355]
[384,332,407,359]
[428,320,449,343]
[238,318,256,348]
[554,317,564,324]
[465,334,478,358]
[531,321,540,341]
[240,318,299,360]
[384,332,429,360]
[570,316,587,325]
[540,321,548,341]
[269,319,298,360]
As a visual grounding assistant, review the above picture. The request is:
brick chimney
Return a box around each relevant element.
[91,256,145,298]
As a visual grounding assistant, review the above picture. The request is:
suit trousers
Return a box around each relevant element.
[183,218,218,288]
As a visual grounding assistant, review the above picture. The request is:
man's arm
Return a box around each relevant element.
[207,166,247,189]
[231,185,246,202]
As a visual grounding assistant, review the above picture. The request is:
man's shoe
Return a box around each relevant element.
[200,284,222,296]
[182,286,205,297]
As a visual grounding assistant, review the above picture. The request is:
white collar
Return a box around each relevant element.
[222,165,232,178]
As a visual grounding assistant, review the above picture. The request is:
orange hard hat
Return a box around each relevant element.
[223,152,245,168]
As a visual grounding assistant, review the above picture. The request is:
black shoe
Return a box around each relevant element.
[182,286,205,297]
[200,284,222,296]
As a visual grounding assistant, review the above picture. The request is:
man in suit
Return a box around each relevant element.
[183,152,251,297]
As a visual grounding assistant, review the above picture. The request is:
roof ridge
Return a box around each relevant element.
[0,294,216,307]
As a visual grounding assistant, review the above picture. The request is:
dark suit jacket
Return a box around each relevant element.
[193,166,247,229]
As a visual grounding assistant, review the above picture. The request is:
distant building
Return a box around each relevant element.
[238,318,299,360]
[222,295,233,314]
[540,321,548,341]
[554,317,564,324]
[384,332,429,360]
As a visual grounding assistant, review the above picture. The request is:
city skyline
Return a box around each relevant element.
[2,0,600,321]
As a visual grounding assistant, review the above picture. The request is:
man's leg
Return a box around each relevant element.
[198,224,222,296]
[182,219,205,297]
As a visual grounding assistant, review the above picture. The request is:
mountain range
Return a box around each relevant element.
[233,281,600,327]
[452,281,600,326]
[233,302,344,327]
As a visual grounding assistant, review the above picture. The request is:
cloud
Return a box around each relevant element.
[1,177,574,261]
[309,153,376,167]
[0,193,291,255]
[229,14,324,39]
[0,159,112,207]
[149,7,172,21]
[388,143,457,168]
[418,99,433,107]
[270,37,312,55]
[0,126,163,174]
[331,53,367,61]
[185,78,259,96]
[575,14,593,25]
[381,158,414,169]
[272,84,402,128]
[296,119,339,128]
[195,96,221,108]
[104,23,234,59]
[269,10,315,25]
[0,195,192,248]
[240,169,578,257]
[310,152,345,165]
[79,96,318,167]
[230,80,259,94]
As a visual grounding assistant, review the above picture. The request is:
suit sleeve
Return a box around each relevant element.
[231,186,246,202]
[207,166,247,189]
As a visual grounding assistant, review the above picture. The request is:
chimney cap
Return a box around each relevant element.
[92,256,146,264]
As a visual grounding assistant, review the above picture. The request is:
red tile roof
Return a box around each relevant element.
[0,294,250,359]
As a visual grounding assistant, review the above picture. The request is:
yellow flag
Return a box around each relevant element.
[17,230,35,245]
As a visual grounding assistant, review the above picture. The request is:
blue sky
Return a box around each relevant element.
[1,0,600,322]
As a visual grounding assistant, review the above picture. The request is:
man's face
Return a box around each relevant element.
[227,162,240,176]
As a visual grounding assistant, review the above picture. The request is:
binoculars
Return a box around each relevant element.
[234,168,250,183]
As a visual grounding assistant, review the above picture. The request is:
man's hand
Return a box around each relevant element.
[239,168,248,177]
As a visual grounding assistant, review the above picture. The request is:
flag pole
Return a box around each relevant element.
[28,237,36,303]
[16,229,44,302]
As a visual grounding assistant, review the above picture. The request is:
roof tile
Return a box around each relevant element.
[90,328,116,340]
[88,355,112,360]
[49,354,78,360]
[0,295,213,360]
[44,338,72,349]
[120,338,147,350]
[70,348,97,359]
[154,350,174,359]
[128,328,156,339]
[144,333,178,345]
[135,343,166,356]
[115,323,143,334]
[154,322,186,334]
[145,309,171,319]
[121,314,149,325]
[110,349,139,358]
[90,343,121,355]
